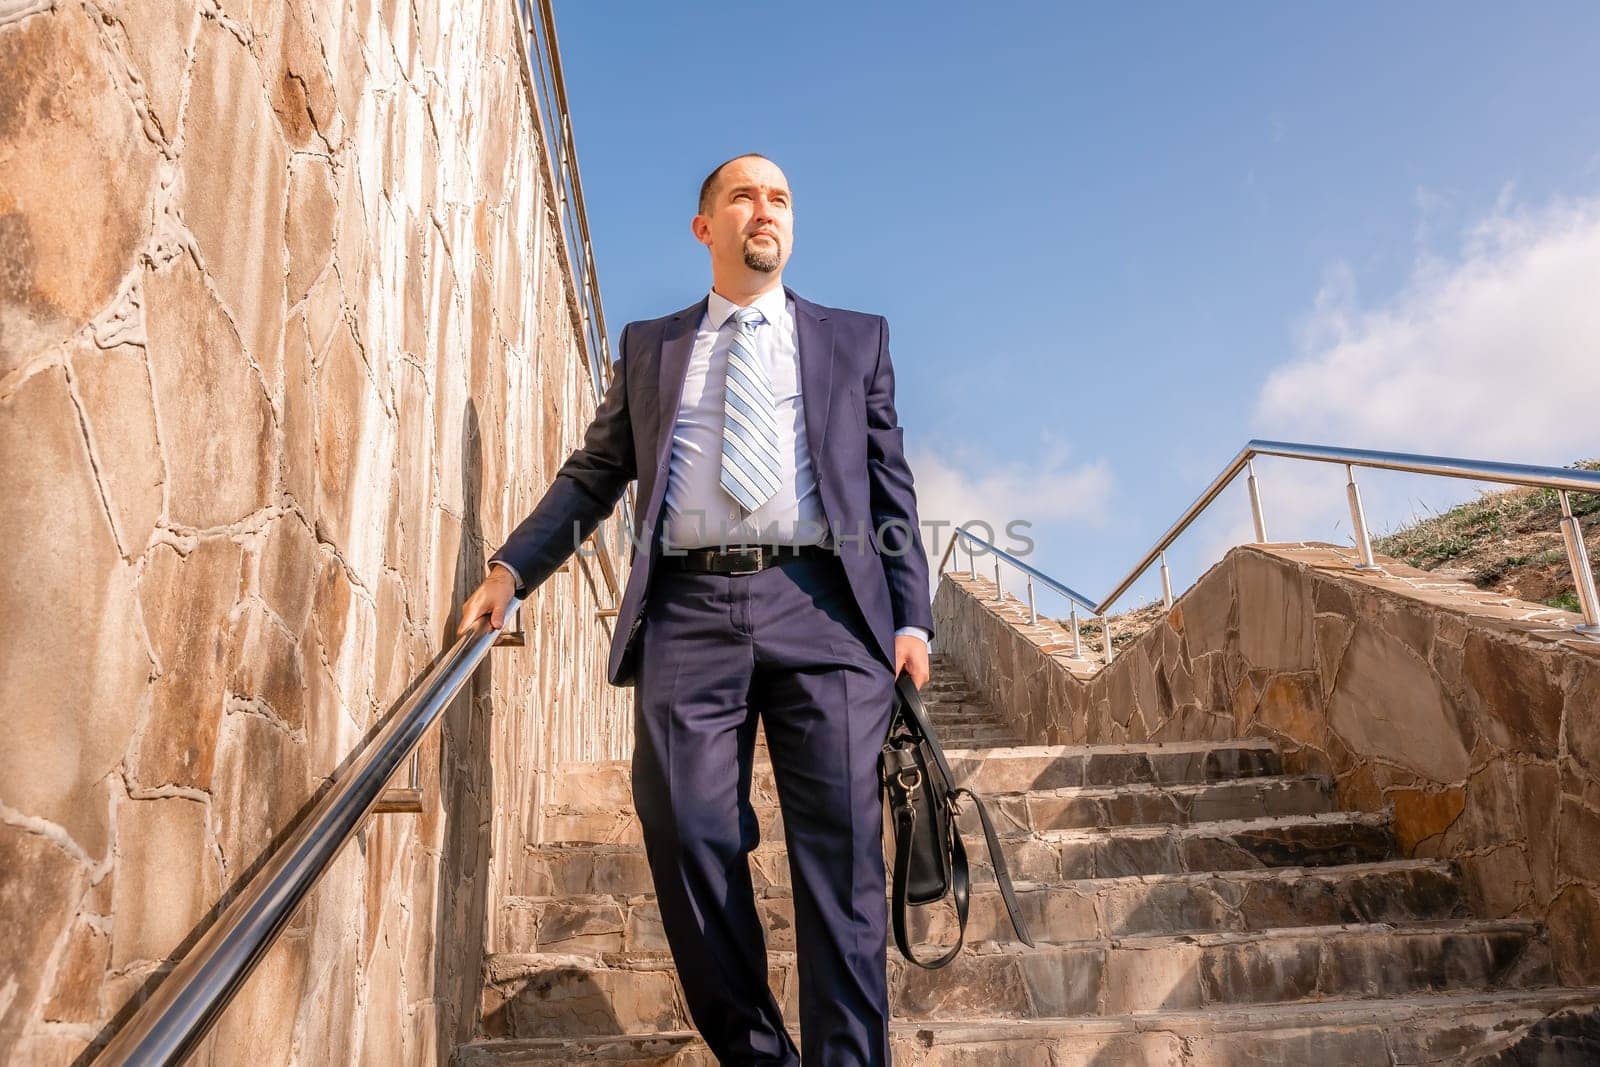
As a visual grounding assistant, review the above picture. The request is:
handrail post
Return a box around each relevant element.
[1159,552,1174,611]
[935,527,959,578]
[1101,615,1114,664]
[968,540,977,578]
[1070,606,1082,659]
[1557,490,1600,633]
[994,557,1003,601]
[1345,464,1380,570]
[1026,575,1037,624]
[493,597,525,646]
[1247,459,1268,542]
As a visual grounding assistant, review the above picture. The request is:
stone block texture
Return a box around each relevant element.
[1,0,626,1062]
[934,542,1600,989]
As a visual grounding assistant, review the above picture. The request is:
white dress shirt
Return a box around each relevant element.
[662,286,826,552]
[496,284,928,649]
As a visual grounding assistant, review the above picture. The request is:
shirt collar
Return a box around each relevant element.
[705,285,789,331]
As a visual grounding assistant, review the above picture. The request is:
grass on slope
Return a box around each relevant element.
[1372,459,1600,613]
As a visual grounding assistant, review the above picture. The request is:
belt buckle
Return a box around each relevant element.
[723,546,763,575]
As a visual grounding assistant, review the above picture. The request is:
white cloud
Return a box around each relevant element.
[1258,192,1600,460]
[907,437,1112,596]
[1243,191,1600,553]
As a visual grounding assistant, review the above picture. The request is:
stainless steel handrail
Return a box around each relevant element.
[509,0,633,605]
[94,600,522,1066]
[935,532,1098,613]
[941,440,1600,661]
[1102,440,1600,618]
[940,528,1114,662]
[514,0,612,397]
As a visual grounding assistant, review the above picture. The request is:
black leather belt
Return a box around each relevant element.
[660,542,835,575]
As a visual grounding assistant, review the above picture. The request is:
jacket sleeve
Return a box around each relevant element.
[865,314,936,638]
[489,323,638,594]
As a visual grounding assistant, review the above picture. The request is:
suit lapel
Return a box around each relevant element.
[654,296,707,460]
[651,288,834,485]
[787,286,835,475]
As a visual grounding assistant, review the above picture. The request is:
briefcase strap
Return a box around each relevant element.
[888,784,1034,969]
[956,786,1033,949]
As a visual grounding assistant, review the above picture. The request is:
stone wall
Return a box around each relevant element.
[1,0,629,1062]
[934,542,1600,985]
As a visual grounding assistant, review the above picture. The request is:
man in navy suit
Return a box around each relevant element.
[459,153,933,1065]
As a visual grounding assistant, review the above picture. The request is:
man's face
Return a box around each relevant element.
[694,156,794,275]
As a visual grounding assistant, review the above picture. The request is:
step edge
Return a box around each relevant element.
[551,739,1285,774]
[542,774,1337,815]
[502,857,1460,908]
[485,916,1549,975]
[460,985,1600,1049]
[523,809,1394,855]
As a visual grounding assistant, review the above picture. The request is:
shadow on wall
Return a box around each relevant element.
[434,398,496,1061]
[83,628,468,1054]
[82,755,347,1063]
[78,401,501,1065]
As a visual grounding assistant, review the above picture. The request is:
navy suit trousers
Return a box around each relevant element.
[630,549,896,1066]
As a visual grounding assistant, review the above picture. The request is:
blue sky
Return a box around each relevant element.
[554,1,1600,613]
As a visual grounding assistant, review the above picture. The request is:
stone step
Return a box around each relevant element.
[547,739,1285,810]
[751,722,1024,750]
[915,722,1026,745]
[478,919,1553,1038]
[922,718,1013,736]
[455,988,1600,1064]
[984,775,1334,834]
[919,693,979,708]
[922,694,984,709]
[512,812,1396,898]
[501,858,1465,956]
[924,719,1017,737]
[919,677,973,692]
[920,702,1006,721]
[540,775,1335,846]
[921,695,985,712]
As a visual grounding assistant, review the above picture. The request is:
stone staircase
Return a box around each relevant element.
[454,655,1600,1064]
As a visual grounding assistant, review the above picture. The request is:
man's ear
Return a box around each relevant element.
[690,214,712,247]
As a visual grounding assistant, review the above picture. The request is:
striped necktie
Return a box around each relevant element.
[719,306,783,513]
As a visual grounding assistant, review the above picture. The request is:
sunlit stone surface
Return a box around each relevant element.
[0,0,627,1057]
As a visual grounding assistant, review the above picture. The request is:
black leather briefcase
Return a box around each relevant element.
[879,674,1033,968]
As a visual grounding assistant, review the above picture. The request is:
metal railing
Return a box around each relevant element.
[508,0,632,613]
[513,0,612,397]
[939,440,1600,664]
[936,529,1118,663]
[93,601,523,1065]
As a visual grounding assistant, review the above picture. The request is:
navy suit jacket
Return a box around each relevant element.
[490,285,935,687]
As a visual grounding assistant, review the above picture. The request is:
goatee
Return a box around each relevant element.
[743,238,780,273]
